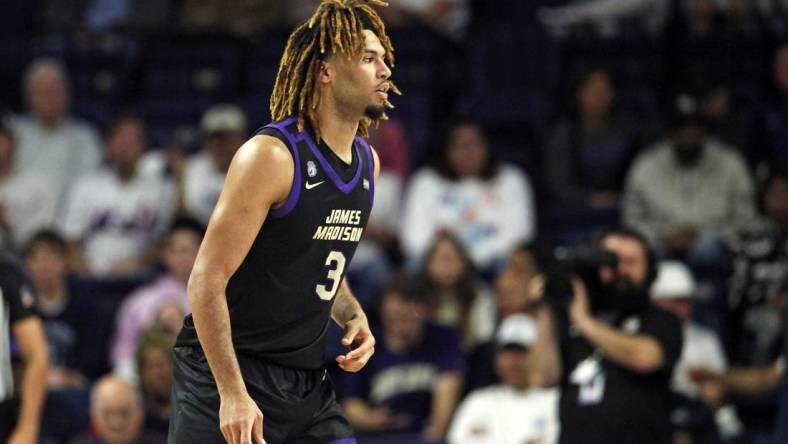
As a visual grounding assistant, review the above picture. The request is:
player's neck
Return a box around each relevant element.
[314,104,359,164]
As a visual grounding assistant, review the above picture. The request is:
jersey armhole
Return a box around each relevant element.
[258,126,302,219]
[356,137,375,206]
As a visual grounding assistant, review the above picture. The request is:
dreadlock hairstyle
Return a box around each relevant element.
[270,0,400,141]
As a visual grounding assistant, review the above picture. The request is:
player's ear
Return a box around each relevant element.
[316,60,333,84]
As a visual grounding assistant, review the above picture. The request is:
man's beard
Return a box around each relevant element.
[364,104,385,119]
[598,278,650,315]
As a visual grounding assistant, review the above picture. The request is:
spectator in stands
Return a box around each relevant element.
[623,93,755,274]
[692,277,786,443]
[400,119,536,274]
[25,230,104,387]
[721,168,788,435]
[538,0,670,37]
[0,124,56,250]
[651,261,742,443]
[545,68,640,211]
[465,242,543,393]
[758,43,788,171]
[418,231,496,349]
[728,168,788,367]
[342,278,464,442]
[448,314,559,444]
[530,229,683,444]
[494,243,541,321]
[60,114,176,276]
[135,331,175,436]
[0,252,48,444]
[181,104,247,226]
[111,218,202,381]
[9,58,102,207]
[68,375,166,444]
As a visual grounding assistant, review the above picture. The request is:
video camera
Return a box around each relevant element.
[543,246,618,311]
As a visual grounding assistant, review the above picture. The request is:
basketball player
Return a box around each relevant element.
[168,1,398,443]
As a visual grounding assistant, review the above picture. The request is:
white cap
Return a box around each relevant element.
[496,314,537,348]
[651,261,697,300]
[201,104,247,135]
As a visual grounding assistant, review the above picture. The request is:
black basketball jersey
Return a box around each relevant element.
[176,116,375,369]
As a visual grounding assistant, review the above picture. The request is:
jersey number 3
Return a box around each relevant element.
[316,250,347,300]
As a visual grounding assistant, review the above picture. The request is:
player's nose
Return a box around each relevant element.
[378,62,391,80]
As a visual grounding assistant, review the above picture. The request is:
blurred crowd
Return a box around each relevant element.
[1,0,788,444]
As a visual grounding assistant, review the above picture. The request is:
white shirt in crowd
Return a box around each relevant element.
[673,322,728,399]
[400,164,535,268]
[0,171,57,249]
[182,152,225,226]
[10,115,102,206]
[60,169,176,274]
[350,170,402,268]
[448,385,560,444]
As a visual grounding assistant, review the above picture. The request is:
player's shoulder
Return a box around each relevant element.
[234,134,294,171]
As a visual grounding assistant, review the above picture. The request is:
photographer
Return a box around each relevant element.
[529,229,683,444]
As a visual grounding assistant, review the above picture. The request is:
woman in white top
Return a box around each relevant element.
[400,118,536,275]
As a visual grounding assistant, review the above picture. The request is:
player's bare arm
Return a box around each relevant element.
[188,134,293,444]
[332,278,375,372]
[9,317,48,444]
[331,146,380,373]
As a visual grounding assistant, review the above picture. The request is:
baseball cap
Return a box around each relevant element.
[651,261,697,300]
[496,314,537,349]
[200,104,247,135]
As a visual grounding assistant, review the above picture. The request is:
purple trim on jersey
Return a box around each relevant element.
[304,132,363,194]
[266,117,302,219]
[356,136,375,206]
[328,439,357,444]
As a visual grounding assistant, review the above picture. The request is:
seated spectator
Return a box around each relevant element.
[135,331,175,436]
[465,242,543,393]
[418,231,496,349]
[693,345,785,443]
[623,93,755,275]
[725,168,788,436]
[68,375,166,444]
[651,261,742,442]
[494,243,542,321]
[448,313,559,444]
[545,68,640,209]
[400,119,536,273]
[60,114,176,276]
[181,104,247,226]
[342,278,464,442]
[111,218,202,381]
[0,124,56,250]
[25,230,106,387]
[9,58,102,207]
[728,168,788,367]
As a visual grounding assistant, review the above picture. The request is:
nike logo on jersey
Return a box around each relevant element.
[305,181,325,190]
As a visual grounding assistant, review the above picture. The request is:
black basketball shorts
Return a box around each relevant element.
[168,346,355,444]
